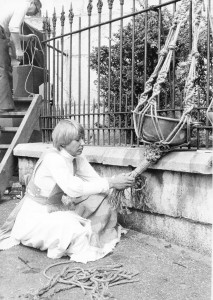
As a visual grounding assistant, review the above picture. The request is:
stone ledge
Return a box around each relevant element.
[13,142,213,174]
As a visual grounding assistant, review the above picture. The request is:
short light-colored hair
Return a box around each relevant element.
[52,119,85,150]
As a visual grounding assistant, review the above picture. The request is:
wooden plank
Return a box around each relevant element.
[14,97,33,112]
[0,94,43,198]
[13,97,33,102]
[0,145,9,150]
[0,111,26,118]
[0,127,18,132]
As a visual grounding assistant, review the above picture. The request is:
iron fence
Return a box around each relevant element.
[40,0,212,149]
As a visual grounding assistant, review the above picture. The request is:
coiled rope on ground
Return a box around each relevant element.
[22,263,139,300]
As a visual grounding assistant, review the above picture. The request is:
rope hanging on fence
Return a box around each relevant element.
[108,0,204,212]
[21,32,44,96]
[133,0,204,146]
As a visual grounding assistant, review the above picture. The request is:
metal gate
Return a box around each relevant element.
[40,0,212,149]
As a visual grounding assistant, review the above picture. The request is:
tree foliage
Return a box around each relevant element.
[90,8,173,109]
[90,5,211,111]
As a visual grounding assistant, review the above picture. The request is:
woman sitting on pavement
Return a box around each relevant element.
[0,119,135,263]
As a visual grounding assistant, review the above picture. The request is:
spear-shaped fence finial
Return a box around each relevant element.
[69,3,74,24]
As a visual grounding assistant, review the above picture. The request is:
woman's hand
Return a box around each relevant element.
[26,34,37,42]
[108,173,135,190]
[16,49,24,61]
[19,33,37,42]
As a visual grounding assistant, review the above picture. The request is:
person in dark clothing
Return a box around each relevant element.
[0,0,42,112]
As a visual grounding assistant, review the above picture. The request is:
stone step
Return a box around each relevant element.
[0,127,18,133]
[0,111,26,118]
[13,97,33,102]
[0,144,9,150]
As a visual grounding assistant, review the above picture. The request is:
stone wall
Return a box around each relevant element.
[13,143,213,255]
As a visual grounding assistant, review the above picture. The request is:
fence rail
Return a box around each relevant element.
[40,0,213,150]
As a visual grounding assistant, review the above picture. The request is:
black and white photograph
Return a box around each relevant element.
[0,0,212,299]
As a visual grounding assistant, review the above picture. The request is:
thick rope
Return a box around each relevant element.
[21,263,139,300]
[108,144,164,213]
[114,0,204,213]
[134,0,190,114]
[133,0,203,146]
[183,0,204,112]
[133,0,190,141]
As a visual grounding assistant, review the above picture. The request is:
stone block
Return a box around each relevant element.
[119,211,212,256]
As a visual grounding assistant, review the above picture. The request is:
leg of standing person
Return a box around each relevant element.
[0,26,15,112]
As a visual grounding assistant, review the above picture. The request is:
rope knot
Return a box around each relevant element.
[144,144,163,163]
[168,43,176,51]
[192,51,200,58]
[159,48,168,57]
[148,96,157,105]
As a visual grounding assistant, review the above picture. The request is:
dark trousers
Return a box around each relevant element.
[0,26,14,110]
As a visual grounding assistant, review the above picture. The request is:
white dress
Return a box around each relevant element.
[0,149,121,263]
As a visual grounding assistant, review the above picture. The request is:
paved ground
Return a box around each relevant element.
[0,181,212,300]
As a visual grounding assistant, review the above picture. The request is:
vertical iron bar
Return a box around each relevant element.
[125,94,127,146]
[172,2,176,117]
[206,0,211,148]
[136,95,140,146]
[108,0,114,145]
[53,104,56,130]
[189,1,193,146]
[83,100,86,137]
[157,0,162,110]
[188,0,193,148]
[47,18,51,106]
[74,101,76,121]
[113,95,116,145]
[47,19,50,106]
[189,0,192,52]
[60,6,65,113]
[42,16,47,142]
[131,0,135,145]
[40,106,44,142]
[132,93,137,146]
[78,17,82,123]
[92,99,95,145]
[56,41,59,108]
[144,0,148,88]
[65,102,67,118]
[103,91,105,146]
[44,12,49,142]
[69,4,74,107]
[87,1,92,143]
[119,0,124,145]
[47,18,52,141]
[52,8,57,106]
[97,0,103,145]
